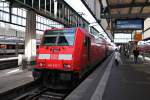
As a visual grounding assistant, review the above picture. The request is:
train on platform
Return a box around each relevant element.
[0,39,41,55]
[32,27,113,87]
[138,39,150,54]
[0,42,24,55]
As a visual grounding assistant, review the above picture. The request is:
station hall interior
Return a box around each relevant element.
[0,0,150,100]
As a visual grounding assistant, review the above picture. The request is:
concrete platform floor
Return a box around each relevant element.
[0,68,33,93]
[0,53,150,100]
[103,55,150,100]
[65,53,150,100]
[65,54,114,100]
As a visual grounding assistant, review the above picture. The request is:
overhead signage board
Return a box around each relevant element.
[115,19,144,30]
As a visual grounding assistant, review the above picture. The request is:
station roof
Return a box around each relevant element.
[102,0,150,19]
[101,0,150,33]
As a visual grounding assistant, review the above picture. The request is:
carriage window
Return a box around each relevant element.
[18,45,24,49]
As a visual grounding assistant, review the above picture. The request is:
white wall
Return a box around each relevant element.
[101,19,113,40]
[83,0,101,20]
[144,18,150,39]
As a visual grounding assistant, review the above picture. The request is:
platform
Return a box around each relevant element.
[0,55,17,59]
[0,56,18,70]
[0,67,33,94]
[103,55,150,100]
[65,53,150,100]
[0,56,18,62]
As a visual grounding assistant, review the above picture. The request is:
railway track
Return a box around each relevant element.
[0,80,41,100]
[0,76,71,100]
[0,59,18,70]
[14,87,69,100]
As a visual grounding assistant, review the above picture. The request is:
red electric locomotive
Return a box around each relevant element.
[33,27,108,86]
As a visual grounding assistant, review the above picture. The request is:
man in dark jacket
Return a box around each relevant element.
[133,47,139,64]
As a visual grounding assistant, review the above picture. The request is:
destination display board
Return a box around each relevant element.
[115,19,144,30]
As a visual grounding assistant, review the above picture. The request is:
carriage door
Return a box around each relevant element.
[85,37,91,62]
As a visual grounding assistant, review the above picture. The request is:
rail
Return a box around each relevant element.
[0,57,18,62]
[0,80,41,100]
[0,59,18,70]
[14,87,68,100]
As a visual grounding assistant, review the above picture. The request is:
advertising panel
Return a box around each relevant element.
[134,32,142,41]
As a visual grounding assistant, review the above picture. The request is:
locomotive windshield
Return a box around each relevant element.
[43,28,75,46]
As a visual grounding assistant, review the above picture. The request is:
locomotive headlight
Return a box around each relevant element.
[39,62,45,67]
[63,64,71,69]
[38,54,50,59]
[58,54,72,60]
[39,62,43,66]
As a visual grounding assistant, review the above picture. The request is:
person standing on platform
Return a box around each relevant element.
[115,48,122,66]
[133,47,139,64]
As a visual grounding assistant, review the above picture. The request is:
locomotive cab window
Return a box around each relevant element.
[58,33,74,46]
[43,36,57,45]
[42,28,75,46]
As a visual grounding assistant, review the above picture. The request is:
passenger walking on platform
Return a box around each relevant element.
[124,48,128,56]
[133,47,139,64]
[115,49,122,66]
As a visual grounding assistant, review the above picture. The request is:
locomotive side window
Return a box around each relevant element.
[42,28,75,46]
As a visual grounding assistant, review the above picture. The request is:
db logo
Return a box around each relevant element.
[51,54,58,60]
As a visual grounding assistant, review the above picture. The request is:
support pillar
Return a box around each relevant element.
[54,0,58,18]
[25,10,36,66]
